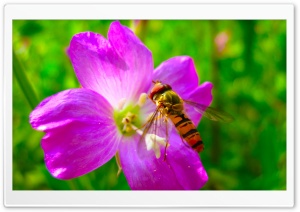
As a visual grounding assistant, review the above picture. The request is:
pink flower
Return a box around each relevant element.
[215,31,229,53]
[30,21,213,190]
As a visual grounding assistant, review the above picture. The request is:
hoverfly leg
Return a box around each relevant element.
[163,114,169,162]
[163,142,168,161]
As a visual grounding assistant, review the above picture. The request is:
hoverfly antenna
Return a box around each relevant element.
[152,80,161,84]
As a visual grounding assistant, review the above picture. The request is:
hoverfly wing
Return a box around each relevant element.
[136,107,161,158]
[139,107,161,142]
[183,100,234,123]
[137,106,172,159]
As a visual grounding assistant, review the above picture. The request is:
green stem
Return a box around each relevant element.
[13,50,39,109]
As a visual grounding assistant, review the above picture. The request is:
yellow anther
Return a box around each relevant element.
[121,112,137,133]
[138,93,148,107]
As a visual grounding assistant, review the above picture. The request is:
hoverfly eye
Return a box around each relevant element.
[165,84,172,90]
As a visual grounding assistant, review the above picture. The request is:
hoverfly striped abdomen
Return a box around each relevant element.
[169,112,204,152]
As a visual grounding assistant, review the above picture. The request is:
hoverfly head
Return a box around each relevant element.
[149,80,172,101]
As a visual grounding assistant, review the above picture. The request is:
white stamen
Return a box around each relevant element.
[145,134,166,159]
[130,124,140,132]
[133,125,169,159]
[138,93,148,107]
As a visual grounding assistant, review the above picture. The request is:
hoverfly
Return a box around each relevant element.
[139,80,233,159]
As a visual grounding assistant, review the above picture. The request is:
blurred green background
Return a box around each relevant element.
[13,20,286,190]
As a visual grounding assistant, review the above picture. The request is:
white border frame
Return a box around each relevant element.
[4,3,294,207]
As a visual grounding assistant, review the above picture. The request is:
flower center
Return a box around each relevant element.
[113,94,147,137]
[114,105,141,136]
[113,93,169,159]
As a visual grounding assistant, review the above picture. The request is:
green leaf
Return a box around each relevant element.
[13,50,39,109]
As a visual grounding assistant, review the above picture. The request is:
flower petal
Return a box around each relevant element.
[42,121,121,180]
[30,89,120,179]
[184,82,213,125]
[153,56,199,99]
[67,21,153,108]
[67,32,126,108]
[119,135,183,190]
[166,129,208,189]
[108,21,154,99]
[119,131,208,190]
